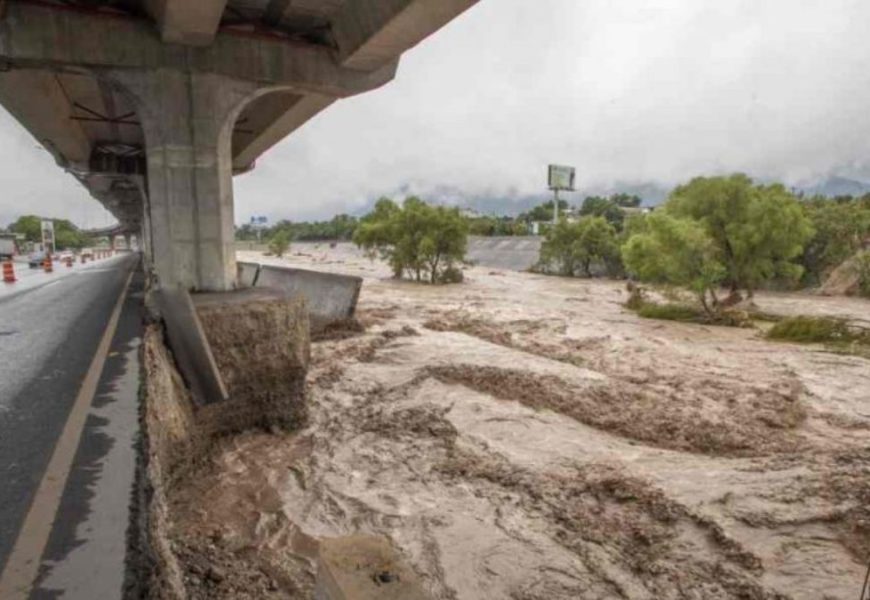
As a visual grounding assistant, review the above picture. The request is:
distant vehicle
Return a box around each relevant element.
[28,250,47,268]
[56,250,74,263]
[80,248,94,259]
[0,237,16,260]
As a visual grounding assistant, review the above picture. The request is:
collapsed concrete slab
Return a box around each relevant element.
[155,286,229,406]
[237,262,362,332]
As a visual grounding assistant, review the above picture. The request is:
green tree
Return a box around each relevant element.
[8,216,91,249]
[579,196,625,230]
[612,193,642,208]
[521,199,569,223]
[268,230,291,257]
[8,215,42,242]
[538,216,619,277]
[353,197,468,283]
[622,213,727,315]
[665,174,814,295]
[799,197,870,285]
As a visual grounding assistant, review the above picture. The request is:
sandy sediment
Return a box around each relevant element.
[159,243,870,599]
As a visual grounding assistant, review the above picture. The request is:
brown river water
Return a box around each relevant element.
[169,243,870,599]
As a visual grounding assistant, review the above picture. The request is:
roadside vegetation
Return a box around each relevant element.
[6,215,94,250]
[353,197,468,284]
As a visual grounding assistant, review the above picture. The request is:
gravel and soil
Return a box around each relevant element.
[166,243,870,599]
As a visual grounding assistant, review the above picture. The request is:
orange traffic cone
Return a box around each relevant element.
[43,254,53,273]
[2,260,15,283]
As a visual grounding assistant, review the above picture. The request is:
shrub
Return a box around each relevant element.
[767,316,855,344]
[636,302,701,322]
[268,230,291,257]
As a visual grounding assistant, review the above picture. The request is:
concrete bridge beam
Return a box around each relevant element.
[334,0,479,70]
[143,0,228,47]
[0,2,397,98]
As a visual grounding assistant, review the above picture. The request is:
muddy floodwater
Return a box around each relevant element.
[170,243,870,599]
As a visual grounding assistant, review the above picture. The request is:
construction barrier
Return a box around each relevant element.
[43,254,53,273]
[2,260,15,283]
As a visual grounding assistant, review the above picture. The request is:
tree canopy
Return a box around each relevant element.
[7,215,93,250]
[537,216,620,277]
[622,213,727,315]
[353,197,468,284]
[665,175,813,294]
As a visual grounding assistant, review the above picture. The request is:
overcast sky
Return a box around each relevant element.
[2,0,870,227]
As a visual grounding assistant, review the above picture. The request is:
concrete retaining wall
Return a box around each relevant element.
[237,262,362,331]
[237,261,261,288]
[466,236,542,272]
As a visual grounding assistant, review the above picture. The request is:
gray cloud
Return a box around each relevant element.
[3,0,870,227]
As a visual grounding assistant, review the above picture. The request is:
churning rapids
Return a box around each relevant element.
[168,243,870,599]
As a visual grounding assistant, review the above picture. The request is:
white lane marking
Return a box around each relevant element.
[0,268,134,600]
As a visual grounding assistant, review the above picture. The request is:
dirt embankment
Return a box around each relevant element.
[158,245,870,600]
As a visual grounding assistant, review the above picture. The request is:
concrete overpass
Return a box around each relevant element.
[0,0,478,291]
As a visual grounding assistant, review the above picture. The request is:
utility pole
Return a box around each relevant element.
[553,188,560,224]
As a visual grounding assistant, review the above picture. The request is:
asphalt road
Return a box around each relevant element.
[0,253,138,580]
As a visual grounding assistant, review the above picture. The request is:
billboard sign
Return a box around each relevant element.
[548,164,576,191]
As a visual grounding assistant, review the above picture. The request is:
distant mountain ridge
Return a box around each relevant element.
[796,176,870,198]
[359,176,870,220]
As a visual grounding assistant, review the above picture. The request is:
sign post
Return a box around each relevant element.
[40,220,55,255]
[250,216,269,242]
[547,165,576,224]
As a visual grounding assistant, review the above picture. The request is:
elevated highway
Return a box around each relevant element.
[0,0,478,290]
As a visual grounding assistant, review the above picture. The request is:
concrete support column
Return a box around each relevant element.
[111,69,257,291]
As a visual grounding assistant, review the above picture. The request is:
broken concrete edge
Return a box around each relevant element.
[237,261,363,332]
[154,286,229,406]
[128,285,313,598]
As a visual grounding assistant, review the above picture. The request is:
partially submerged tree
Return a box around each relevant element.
[353,197,468,284]
[538,216,620,277]
[268,230,291,257]
[665,175,813,295]
[622,213,727,316]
